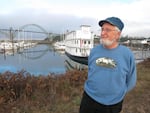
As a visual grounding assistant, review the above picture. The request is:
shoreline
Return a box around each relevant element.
[0,58,149,113]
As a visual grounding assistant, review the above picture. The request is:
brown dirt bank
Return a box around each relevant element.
[0,58,149,113]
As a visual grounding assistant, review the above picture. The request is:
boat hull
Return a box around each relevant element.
[65,51,88,65]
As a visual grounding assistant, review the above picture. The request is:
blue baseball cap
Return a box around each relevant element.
[99,17,124,31]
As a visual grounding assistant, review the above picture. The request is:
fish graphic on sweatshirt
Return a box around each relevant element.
[96,57,117,68]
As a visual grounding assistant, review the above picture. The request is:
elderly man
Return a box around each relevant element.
[79,17,136,113]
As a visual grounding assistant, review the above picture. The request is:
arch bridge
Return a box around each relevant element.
[0,24,52,41]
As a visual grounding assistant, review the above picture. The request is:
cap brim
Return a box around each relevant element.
[99,20,114,27]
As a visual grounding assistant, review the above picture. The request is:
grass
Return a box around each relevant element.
[121,58,150,113]
[0,58,150,113]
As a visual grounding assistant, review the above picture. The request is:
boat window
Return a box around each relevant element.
[88,41,90,44]
[84,41,86,44]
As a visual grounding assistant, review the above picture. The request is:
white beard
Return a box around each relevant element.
[100,38,115,46]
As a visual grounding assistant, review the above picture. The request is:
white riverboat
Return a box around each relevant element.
[65,25,94,65]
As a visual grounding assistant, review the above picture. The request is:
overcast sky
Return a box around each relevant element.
[0,0,150,38]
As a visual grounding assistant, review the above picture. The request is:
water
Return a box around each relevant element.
[133,50,150,63]
[0,44,149,76]
[0,44,87,76]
